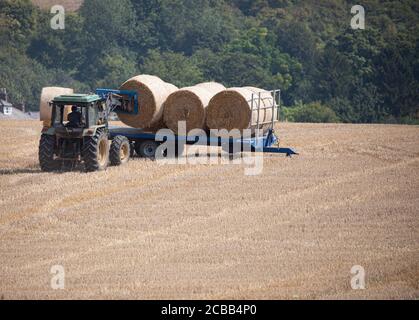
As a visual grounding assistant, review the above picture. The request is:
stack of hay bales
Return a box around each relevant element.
[206,87,275,136]
[118,75,178,130]
[163,82,226,133]
[40,87,74,125]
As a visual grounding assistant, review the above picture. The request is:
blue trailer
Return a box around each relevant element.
[96,88,298,159]
[107,126,297,158]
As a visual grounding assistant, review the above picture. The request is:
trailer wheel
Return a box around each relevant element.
[39,134,58,172]
[138,140,160,159]
[162,142,185,158]
[82,130,109,172]
[110,136,130,166]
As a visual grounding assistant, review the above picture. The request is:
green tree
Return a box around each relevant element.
[76,0,139,83]
[79,0,137,49]
[214,27,302,91]
[0,0,39,50]
[0,48,55,111]
[152,0,240,54]
[140,50,204,87]
[375,41,419,119]
[94,49,139,89]
[28,12,86,72]
[285,102,340,123]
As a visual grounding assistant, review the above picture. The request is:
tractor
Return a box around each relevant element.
[39,94,130,172]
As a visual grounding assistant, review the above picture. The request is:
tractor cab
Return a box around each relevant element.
[51,94,107,136]
[39,93,125,172]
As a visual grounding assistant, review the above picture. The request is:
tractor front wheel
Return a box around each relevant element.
[82,130,109,172]
[39,134,58,172]
[110,136,130,166]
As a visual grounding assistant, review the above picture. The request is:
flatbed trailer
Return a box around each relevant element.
[108,126,297,157]
[98,88,298,159]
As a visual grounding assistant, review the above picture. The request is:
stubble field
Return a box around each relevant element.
[0,120,418,299]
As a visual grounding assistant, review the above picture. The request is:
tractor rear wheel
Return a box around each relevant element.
[39,134,58,172]
[110,136,130,166]
[82,130,109,172]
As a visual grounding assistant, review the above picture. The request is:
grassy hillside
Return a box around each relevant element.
[1,0,418,124]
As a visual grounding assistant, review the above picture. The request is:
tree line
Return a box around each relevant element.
[0,0,418,124]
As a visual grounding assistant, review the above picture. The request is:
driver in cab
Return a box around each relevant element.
[67,106,82,128]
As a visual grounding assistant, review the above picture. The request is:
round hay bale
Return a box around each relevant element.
[164,82,179,94]
[195,82,226,93]
[118,75,178,129]
[206,87,274,136]
[40,87,74,123]
[206,87,253,132]
[163,82,226,133]
[243,86,275,127]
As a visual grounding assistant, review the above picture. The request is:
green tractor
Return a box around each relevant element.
[39,94,130,172]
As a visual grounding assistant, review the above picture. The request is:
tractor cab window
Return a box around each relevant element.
[52,105,64,126]
[88,104,99,127]
[52,104,87,128]
[87,102,107,126]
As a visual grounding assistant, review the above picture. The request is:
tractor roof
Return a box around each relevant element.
[53,94,102,104]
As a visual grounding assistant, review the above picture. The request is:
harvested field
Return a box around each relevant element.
[0,121,418,299]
